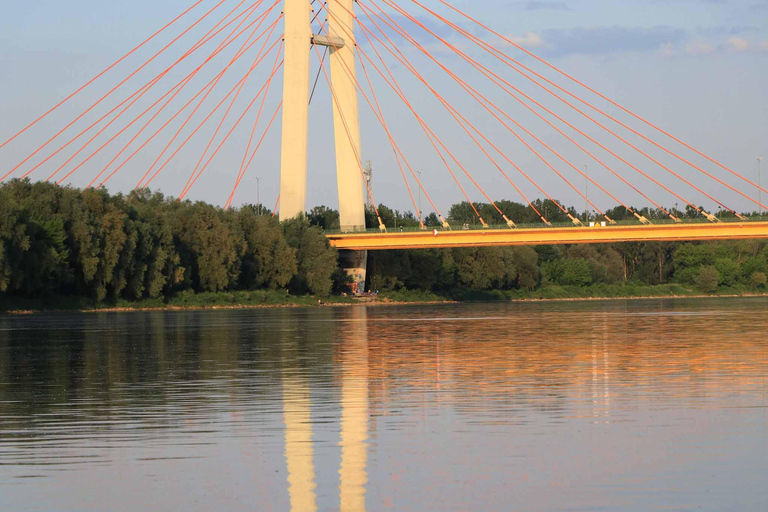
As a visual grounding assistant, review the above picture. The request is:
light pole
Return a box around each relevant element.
[256,177,261,215]
[416,169,423,221]
[758,157,763,216]
[584,163,589,222]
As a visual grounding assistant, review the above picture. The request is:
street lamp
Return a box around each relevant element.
[584,163,589,222]
[758,157,763,216]
[256,177,261,215]
[416,169,423,222]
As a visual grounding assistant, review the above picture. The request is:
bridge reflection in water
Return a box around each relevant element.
[282,307,370,512]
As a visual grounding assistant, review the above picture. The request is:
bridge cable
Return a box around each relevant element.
[179,16,283,198]
[98,11,277,190]
[11,0,266,184]
[224,101,283,209]
[224,38,285,209]
[179,55,285,200]
[1,0,241,183]
[141,35,284,191]
[350,23,495,226]
[54,2,269,186]
[133,11,283,189]
[88,1,271,189]
[56,4,279,187]
[408,0,754,218]
[360,3,605,225]
[179,38,285,200]
[355,7,574,225]
[372,0,652,224]
[433,0,768,201]
[337,9,524,228]
[353,2,569,223]
[0,0,208,152]
[364,0,669,225]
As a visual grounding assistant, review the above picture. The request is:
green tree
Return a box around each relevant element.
[282,218,338,296]
[544,258,593,287]
[238,208,296,289]
[169,202,244,293]
[695,265,720,293]
[750,272,767,289]
[307,206,340,231]
[713,258,739,287]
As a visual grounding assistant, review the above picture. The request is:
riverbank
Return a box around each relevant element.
[2,284,766,314]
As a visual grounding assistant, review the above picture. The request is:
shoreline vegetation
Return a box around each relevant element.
[3,180,768,315]
[2,286,766,315]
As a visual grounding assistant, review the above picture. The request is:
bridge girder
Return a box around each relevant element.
[327,222,768,251]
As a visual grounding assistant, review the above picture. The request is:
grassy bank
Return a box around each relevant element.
[2,285,766,314]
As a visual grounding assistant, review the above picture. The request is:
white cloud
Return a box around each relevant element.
[685,39,715,55]
[506,31,544,48]
[726,36,750,51]
[660,42,675,56]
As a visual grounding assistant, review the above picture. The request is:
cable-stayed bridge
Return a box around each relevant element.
[2,0,767,285]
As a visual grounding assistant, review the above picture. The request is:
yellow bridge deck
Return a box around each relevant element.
[327,221,768,251]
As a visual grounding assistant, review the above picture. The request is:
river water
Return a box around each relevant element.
[0,299,766,511]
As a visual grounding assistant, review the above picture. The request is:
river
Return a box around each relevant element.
[1,299,766,511]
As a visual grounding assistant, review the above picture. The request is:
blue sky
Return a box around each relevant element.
[0,0,766,216]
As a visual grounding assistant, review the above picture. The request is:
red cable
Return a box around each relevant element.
[355,8,567,221]
[352,27,487,223]
[410,0,748,217]
[365,0,665,222]
[180,21,282,197]
[179,55,285,199]
[351,6,554,222]
[11,0,264,184]
[225,40,285,209]
[379,1,690,219]
[55,8,280,186]
[90,1,270,189]
[0,0,207,152]
[142,38,283,191]
[95,6,276,189]
[134,11,283,190]
[434,0,768,199]
[225,102,282,209]
[1,0,236,183]
[369,0,611,219]
[352,4,563,220]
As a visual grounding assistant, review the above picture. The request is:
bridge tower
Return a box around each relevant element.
[279,0,368,292]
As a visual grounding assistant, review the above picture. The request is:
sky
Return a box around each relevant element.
[0,0,767,218]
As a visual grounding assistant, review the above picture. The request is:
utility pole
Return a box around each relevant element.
[584,163,589,222]
[256,177,261,215]
[758,157,763,216]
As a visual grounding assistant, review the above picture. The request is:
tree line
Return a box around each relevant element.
[0,180,340,300]
[1,179,767,303]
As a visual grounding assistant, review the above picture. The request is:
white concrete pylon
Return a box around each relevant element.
[328,0,366,233]
[279,0,312,221]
